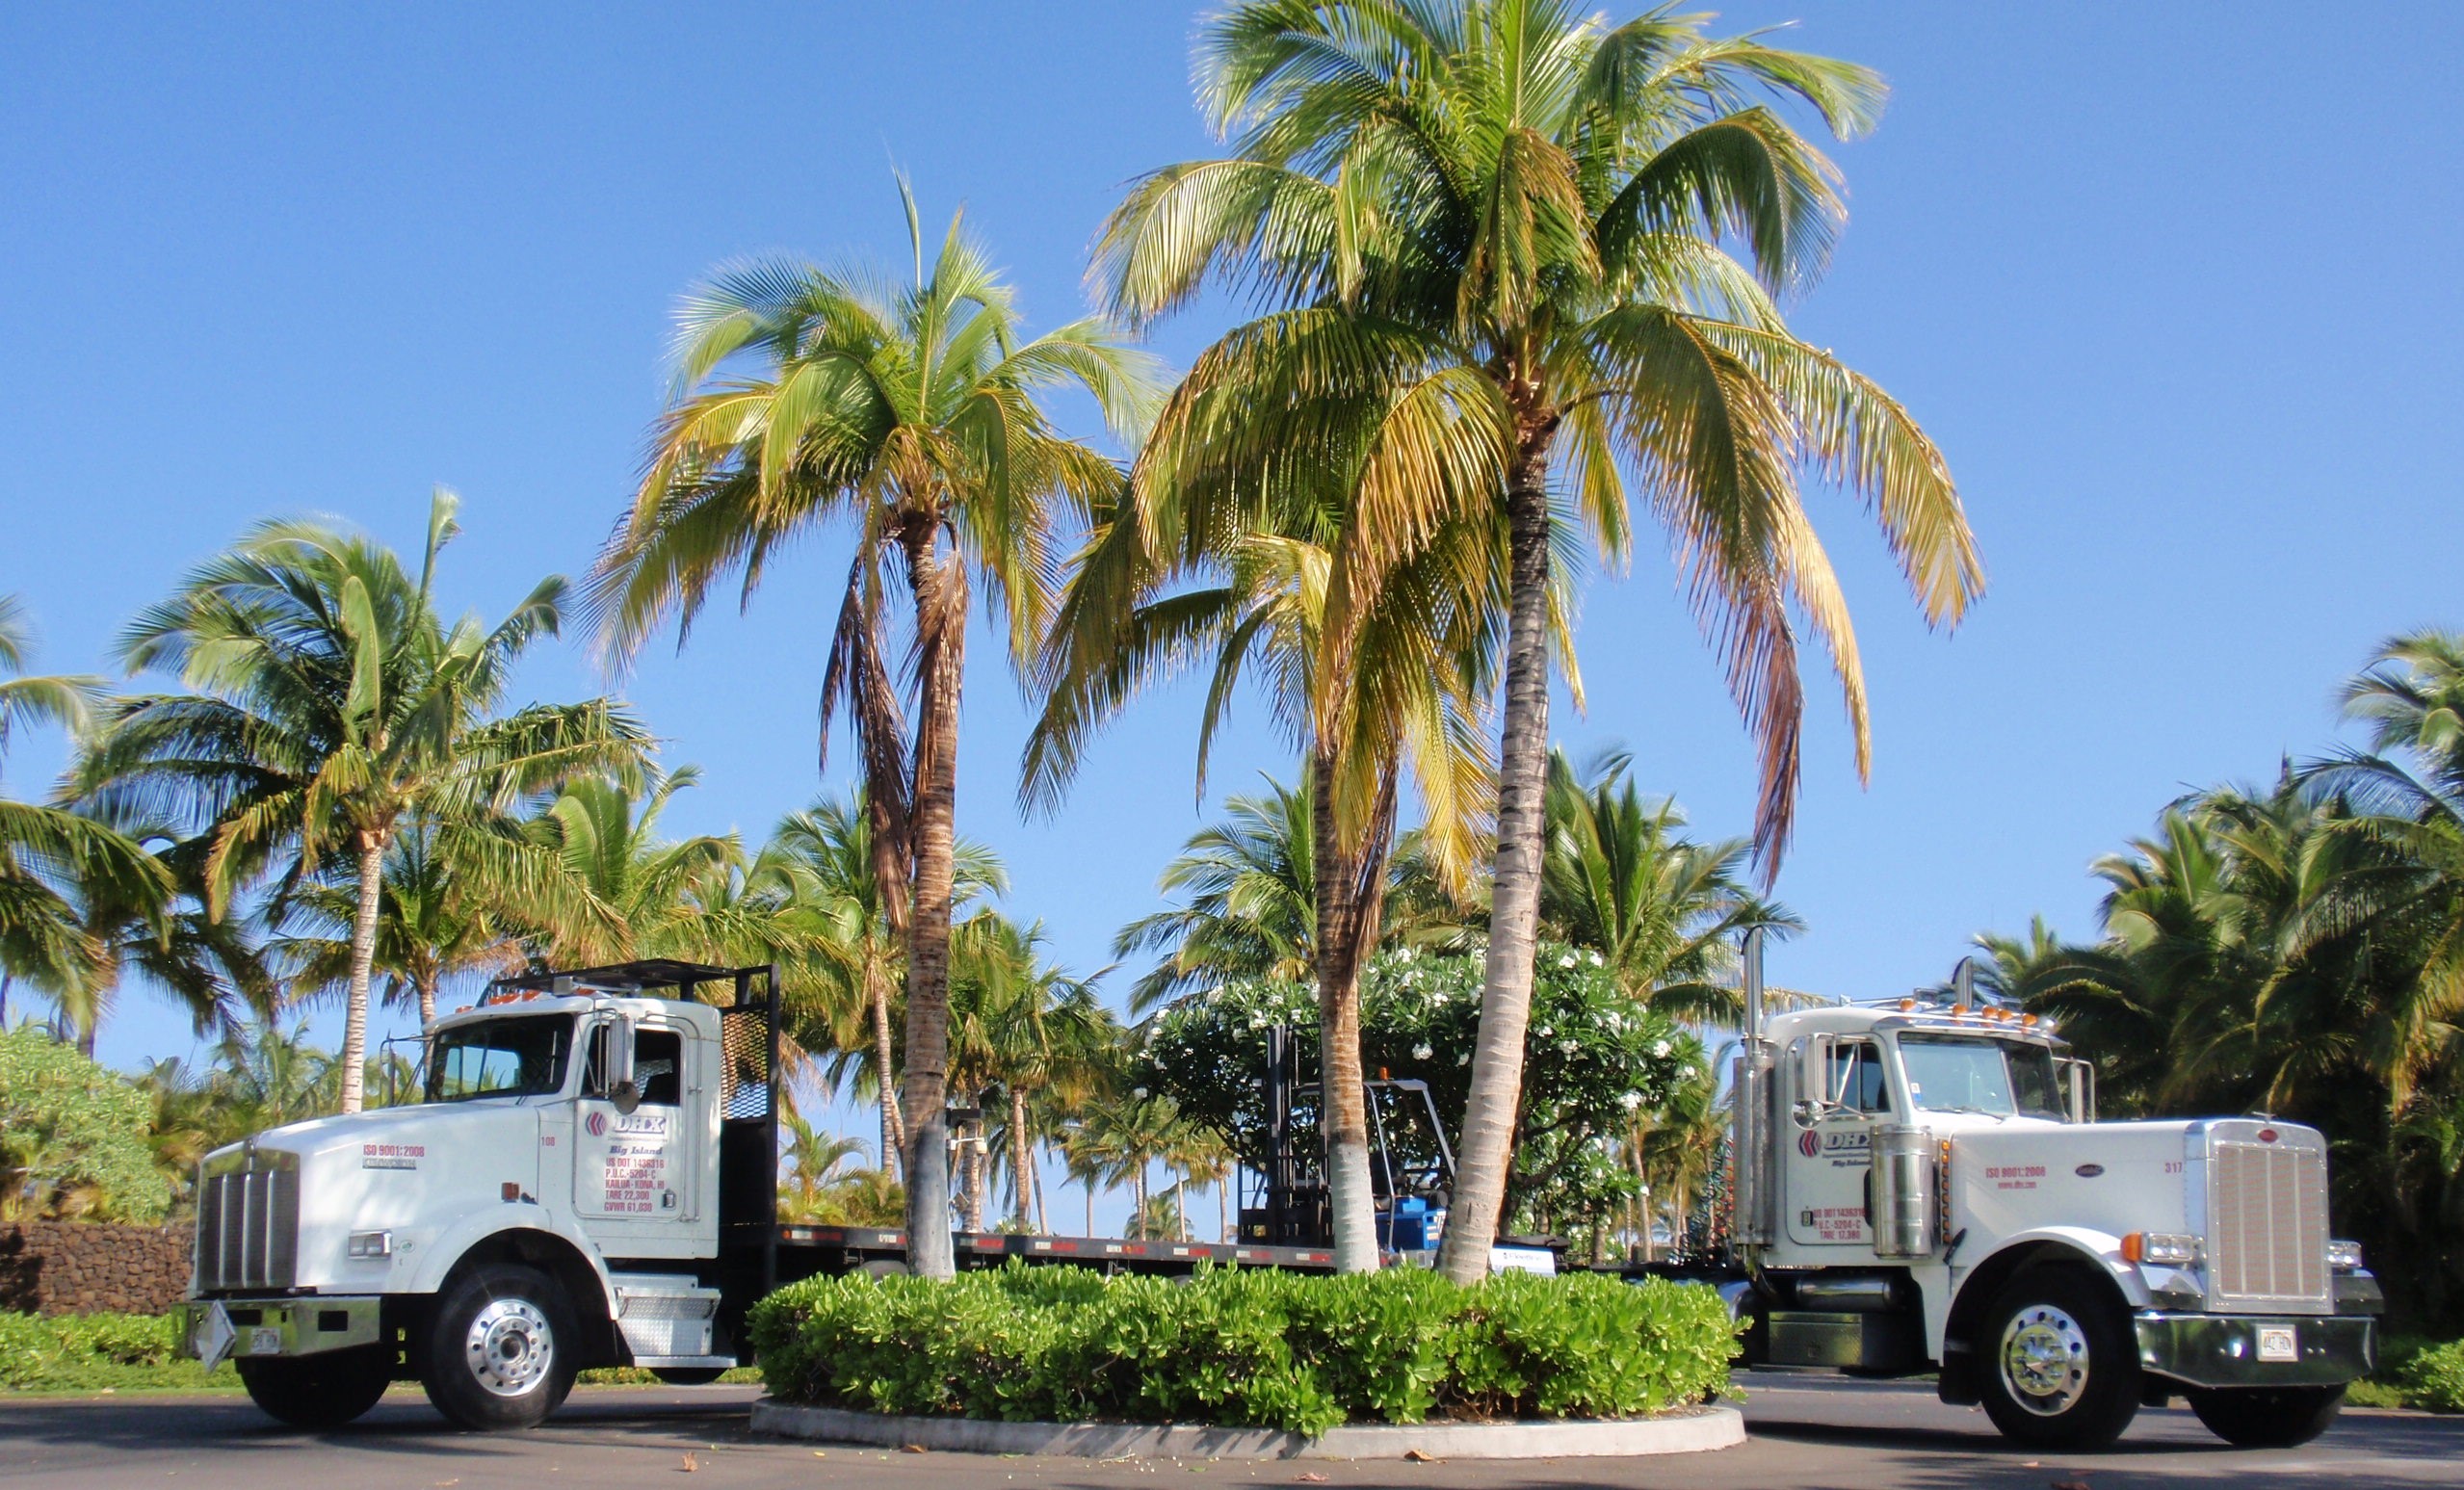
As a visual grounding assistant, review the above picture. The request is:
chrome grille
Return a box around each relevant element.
[194,1152,299,1293]
[2209,1139,2328,1310]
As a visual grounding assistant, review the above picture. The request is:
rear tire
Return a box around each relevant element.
[649,1367,728,1386]
[1976,1266,2141,1451]
[2187,1384,2346,1447]
[237,1344,394,1428]
[419,1264,579,1430]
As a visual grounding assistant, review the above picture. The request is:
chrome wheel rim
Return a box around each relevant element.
[1999,1303,2089,1416]
[464,1298,554,1398]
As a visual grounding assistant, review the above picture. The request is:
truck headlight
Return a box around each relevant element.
[2326,1239,2365,1270]
[2122,1231,2200,1266]
[347,1230,393,1259]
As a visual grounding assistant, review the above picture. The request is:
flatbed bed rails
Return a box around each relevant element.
[769,1223,1336,1275]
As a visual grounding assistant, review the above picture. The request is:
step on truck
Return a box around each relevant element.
[175,959,1365,1430]
[1722,930,2384,1450]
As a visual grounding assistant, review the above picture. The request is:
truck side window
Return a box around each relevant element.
[635,1030,682,1107]
[582,1022,683,1106]
[1828,1040,1892,1114]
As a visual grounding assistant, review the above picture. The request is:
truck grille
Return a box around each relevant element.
[195,1153,300,1294]
[2209,1138,2328,1311]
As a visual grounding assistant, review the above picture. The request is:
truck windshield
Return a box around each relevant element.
[1897,1034,2064,1119]
[426,1015,573,1103]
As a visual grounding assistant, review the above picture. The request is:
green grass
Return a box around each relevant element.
[0,1312,762,1398]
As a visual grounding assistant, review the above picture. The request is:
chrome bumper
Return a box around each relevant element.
[177,1296,382,1368]
[2136,1311,2374,1389]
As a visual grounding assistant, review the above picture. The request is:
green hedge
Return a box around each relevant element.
[2398,1338,2464,1413]
[747,1263,1737,1436]
[0,1312,223,1394]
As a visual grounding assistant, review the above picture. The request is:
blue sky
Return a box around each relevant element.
[6,4,2463,1224]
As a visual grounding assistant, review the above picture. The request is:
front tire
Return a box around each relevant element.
[1977,1267,2141,1451]
[419,1264,579,1430]
[236,1344,395,1428]
[2187,1384,2346,1447]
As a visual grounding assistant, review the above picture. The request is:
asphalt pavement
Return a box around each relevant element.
[4,1372,2458,1490]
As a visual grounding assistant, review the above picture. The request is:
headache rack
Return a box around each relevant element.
[485,960,781,1288]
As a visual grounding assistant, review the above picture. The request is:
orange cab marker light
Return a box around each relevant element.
[1897,998,1916,1011]
[2121,1232,2145,1264]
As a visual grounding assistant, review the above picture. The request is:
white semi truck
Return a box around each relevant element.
[1722,932,2382,1449]
[174,960,1348,1431]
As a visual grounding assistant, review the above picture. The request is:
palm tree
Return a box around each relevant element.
[80,492,652,1112]
[590,190,1162,1277]
[522,767,744,964]
[1094,2,1980,1279]
[0,596,172,1030]
[763,796,1007,1177]
[51,831,277,1057]
[1114,776,1319,1011]
[1114,772,1477,1015]
[947,911,1116,1230]
[1538,746,1795,1019]
[278,821,528,1033]
[1062,1094,1189,1240]
[777,1103,873,1223]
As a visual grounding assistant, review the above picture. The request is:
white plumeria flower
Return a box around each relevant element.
[1412,1043,1433,1061]
[1558,954,1577,969]
[1619,1090,1644,1111]
[1651,1040,1670,1059]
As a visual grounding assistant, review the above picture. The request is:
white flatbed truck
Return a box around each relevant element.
[1720,932,2383,1449]
[174,960,1342,1430]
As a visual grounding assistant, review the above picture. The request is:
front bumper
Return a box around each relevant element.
[177,1296,382,1368]
[2136,1311,2375,1389]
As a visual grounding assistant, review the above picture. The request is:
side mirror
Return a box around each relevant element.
[608,1014,641,1114]
[2060,1058,2096,1124]
[1790,1035,1838,1128]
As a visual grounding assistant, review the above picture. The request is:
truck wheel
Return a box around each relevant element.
[419,1264,579,1430]
[2186,1384,2345,1447]
[1977,1267,2141,1450]
[236,1344,395,1428]
[650,1368,728,1385]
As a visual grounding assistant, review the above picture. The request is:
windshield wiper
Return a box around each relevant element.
[1924,1105,2009,1122]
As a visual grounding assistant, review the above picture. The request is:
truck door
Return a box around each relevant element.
[1786,1037,1891,1248]
[575,1015,698,1236]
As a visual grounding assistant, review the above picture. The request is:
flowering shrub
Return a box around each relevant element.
[1134,943,1701,1234]
[749,1262,1737,1435]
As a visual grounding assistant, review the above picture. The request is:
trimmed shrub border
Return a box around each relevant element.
[750,1398,1745,1459]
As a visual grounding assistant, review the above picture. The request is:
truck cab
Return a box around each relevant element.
[1728,944,2383,1451]
[179,961,779,1430]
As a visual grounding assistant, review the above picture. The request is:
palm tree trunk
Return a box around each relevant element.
[1312,752,1395,1274]
[868,957,904,1180]
[1033,1143,1050,1235]
[1009,1086,1035,1230]
[899,526,966,1278]
[416,973,437,1035]
[1132,1166,1147,1240]
[337,829,387,1115]
[1218,1176,1228,1244]
[1084,1176,1094,1239]
[1438,417,1558,1283]
[1174,1175,1189,1242]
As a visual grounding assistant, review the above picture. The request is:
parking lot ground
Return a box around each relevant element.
[3,1372,2459,1490]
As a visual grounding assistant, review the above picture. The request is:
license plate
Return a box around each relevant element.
[2258,1326,2297,1362]
[249,1326,282,1355]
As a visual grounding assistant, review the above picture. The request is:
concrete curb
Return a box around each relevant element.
[749,1398,1745,1460]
